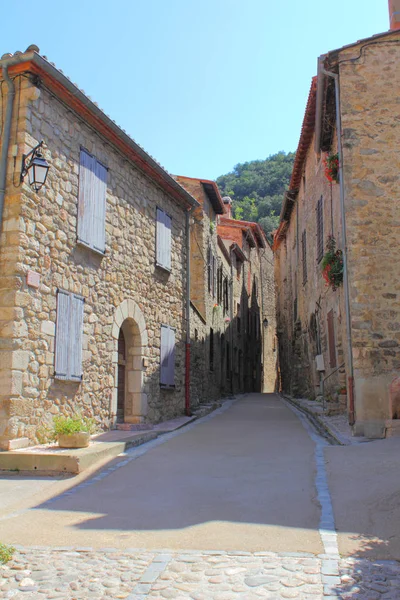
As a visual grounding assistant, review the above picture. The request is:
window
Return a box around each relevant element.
[237,303,241,333]
[212,256,216,298]
[316,196,324,262]
[156,208,172,270]
[294,297,298,323]
[160,325,175,387]
[217,265,223,305]
[207,246,212,293]
[55,290,84,381]
[223,277,229,314]
[77,148,107,253]
[209,328,214,371]
[327,309,337,368]
[302,230,307,284]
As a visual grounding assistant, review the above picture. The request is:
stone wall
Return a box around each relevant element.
[0,75,190,446]
[338,34,400,434]
[275,135,347,404]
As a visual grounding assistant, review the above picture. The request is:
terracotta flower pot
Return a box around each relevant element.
[58,432,90,448]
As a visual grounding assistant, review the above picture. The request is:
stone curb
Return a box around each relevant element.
[281,394,343,446]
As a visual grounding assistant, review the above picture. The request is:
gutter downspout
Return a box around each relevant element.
[229,248,234,394]
[319,60,355,426]
[185,207,194,416]
[0,64,15,235]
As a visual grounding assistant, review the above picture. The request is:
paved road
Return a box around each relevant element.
[1,394,322,552]
[2,393,400,599]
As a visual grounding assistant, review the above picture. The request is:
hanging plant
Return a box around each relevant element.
[321,236,343,290]
[324,153,339,183]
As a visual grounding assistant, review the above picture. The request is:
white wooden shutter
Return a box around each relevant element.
[55,290,70,379]
[77,149,95,247]
[68,294,84,381]
[167,327,175,386]
[93,160,107,253]
[160,325,169,385]
[164,213,172,270]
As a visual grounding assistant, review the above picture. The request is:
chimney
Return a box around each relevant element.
[222,196,233,219]
[389,0,400,29]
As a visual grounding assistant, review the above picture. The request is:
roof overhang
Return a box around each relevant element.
[217,235,231,264]
[201,181,225,214]
[230,243,246,263]
[0,48,199,210]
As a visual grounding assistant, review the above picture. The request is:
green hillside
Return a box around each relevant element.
[216,151,295,239]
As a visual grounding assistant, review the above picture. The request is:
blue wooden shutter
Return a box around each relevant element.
[156,208,163,266]
[55,290,70,379]
[68,294,84,381]
[164,213,172,270]
[167,327,175,386]
[77,150,95,247]
[93,161,107,253]
[160,324,169,385]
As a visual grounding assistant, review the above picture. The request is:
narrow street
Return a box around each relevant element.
[1,394,400,599]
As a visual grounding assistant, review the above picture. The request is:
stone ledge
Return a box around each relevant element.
[0,431,158,474]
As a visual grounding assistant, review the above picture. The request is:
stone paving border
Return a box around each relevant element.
[281,395,342,446]
[281,396,341,598]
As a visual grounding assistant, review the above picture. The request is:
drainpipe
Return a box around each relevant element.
[0,64,15,235]
[185,207,194,416]
[229,248,234,394]
[319,61,355,426]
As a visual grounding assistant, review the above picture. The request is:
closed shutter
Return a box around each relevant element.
[316,196,324,262]
[69,294,84,381]
[55,290,84,381]
[93,160,107,253]
[156,209,172,270]
[327,309,337,368]
[207,247,211,292]
[77,149,95,247]
[156,208,163,267]
[164,212,172,270]
[167,326,175,386]
[55,290,70,379]
[160,324,169,385]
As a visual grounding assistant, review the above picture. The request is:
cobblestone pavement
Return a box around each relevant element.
[1,547,400,599]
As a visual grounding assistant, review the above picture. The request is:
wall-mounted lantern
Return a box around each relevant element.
[20,141,50,192]
[263,318,269,327]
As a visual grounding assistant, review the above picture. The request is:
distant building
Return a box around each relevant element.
[274,11,400,438]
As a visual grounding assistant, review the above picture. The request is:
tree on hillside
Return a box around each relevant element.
[216,151,295,240]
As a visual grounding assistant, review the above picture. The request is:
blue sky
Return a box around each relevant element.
[3,1,388,180]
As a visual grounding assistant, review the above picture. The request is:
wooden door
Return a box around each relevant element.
[117,329,126,422]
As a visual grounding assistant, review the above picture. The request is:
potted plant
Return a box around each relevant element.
[321,236,343,290]
[324,153,339,183]
[53,414,96,449]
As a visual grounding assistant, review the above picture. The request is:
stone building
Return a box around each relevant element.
[218,199,277,395]
[0,46,198,449]
[175,177,277,405]
[274,12,400,437]
[174,176,227,407]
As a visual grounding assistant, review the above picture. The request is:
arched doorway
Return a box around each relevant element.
[111,299,149,425]
[117,329,126,423]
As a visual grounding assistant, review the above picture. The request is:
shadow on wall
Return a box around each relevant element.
[189,277,277,407]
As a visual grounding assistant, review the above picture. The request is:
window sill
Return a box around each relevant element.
[77,239,106,257]
[160,384,175,391]
[156,262,172,274]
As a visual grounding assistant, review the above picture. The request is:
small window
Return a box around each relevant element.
[156,208,172,271]
[77,149,108,253]
[316,196,324,263]
[237,303,241,333]
[160,325,175,387]
[55,290,84,381]
[294,298,298,323]
[207,246,212,293]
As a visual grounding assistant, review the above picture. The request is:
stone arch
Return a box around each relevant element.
[111,299,148,424]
